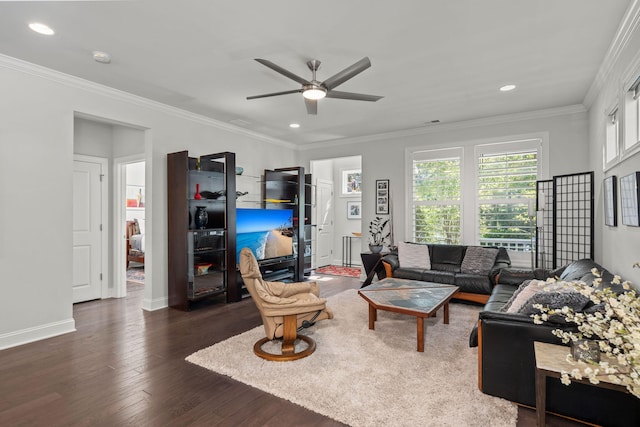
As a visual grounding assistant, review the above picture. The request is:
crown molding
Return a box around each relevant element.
[298,104,587,151]
[583,0,640,108]
[0,54,296,150]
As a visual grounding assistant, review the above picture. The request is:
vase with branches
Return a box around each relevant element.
[368,216,390,253]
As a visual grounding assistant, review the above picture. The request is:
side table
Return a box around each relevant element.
[534,341,630,427]
[342,235,360,267]
[360,251,389,287]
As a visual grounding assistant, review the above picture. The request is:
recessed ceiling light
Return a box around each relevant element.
[500,84,517,92]
[93,51,111,64]
[29,22,55,36]
[289,123,300,129]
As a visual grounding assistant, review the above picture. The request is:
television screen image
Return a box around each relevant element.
[236,208,294,262]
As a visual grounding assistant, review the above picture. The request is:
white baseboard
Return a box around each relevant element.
[0,318,76,350]
[142,296,168,311]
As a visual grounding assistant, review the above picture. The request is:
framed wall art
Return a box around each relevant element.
[347,201,361,219]
[375,179,389,214]
[603,175,617,227]
[341,169,362,196]
[620,171,640,227]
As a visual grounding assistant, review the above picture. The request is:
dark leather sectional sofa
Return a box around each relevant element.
[473,258,640,427]
[381,244,511,304]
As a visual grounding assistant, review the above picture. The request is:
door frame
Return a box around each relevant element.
[314,178,334,268]
[113,154,145,298]
[73,154,110,299]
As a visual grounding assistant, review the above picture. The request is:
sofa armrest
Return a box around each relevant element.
[495,267,550,286]
[381,253,399,271]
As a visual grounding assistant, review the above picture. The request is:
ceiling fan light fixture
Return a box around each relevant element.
[302,85,327,100]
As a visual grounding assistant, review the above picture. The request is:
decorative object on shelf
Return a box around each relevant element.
[368,216,390,253]
[195,263,212,276]
[201,190,225,199]
[347,201,361,219]
[194,183,202,200]
[235,166,244,175]
[375,179,389,215]
[194,206,208,229]
[570,339,600,363]
[264,198,291,203]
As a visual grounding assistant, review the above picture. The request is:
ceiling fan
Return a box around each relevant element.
[246,57,383,115]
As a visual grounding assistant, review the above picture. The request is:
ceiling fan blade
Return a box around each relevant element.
[304,98,317,115]
[254,58,311,86]
[326,90,383,102]
[246,89,302,100]
[321,57,371,90]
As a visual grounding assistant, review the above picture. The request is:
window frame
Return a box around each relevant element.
[474,140,542,258]
[408,147,464,244]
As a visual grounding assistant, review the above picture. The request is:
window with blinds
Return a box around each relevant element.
[477,150,537,251]
[412,156,461,244]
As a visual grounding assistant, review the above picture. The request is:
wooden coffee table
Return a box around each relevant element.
[358,278,458,352]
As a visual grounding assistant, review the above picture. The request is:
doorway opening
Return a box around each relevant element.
[124,161,146,294]
[310,155,362,270]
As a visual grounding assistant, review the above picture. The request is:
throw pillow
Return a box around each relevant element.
[460,247,499,274]
[506,279,547,313]
[500,279,532,312]
[517,281,590,316]
[398,242,431,270]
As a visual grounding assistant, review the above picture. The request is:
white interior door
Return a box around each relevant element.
[73,159,103,303]
[315,179,334,267]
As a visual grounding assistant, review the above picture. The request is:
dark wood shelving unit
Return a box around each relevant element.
[167,151,239,310]
[262,167,312,282]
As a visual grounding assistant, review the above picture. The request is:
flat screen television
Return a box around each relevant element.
[236,208,294,262]
[620,172,640,227]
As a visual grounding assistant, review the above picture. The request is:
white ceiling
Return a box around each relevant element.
[0,1,632,145]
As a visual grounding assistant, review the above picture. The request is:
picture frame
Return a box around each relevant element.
[620,171,640,227]
[347,201,361,219]
[603,175,617,227]
[375,179,389,214]
[341,169,362,196]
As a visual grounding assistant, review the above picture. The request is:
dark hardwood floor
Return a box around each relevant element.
[0,276,585,426]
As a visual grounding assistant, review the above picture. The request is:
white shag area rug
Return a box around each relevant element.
[186,289,517,427]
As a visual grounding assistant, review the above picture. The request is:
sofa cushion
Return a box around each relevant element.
[455,274,492,295]
[397,241,431,269]
[460,247,499,274]
[394,268,457,285]
[430,244,464,266]
[430,262,461,273]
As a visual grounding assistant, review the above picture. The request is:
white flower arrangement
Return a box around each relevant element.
[531,265,640,399]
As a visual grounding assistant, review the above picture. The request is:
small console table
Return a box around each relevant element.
[534,341,630,427]
[342,235,360,267]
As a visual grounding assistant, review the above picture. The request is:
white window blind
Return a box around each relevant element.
[477,150,537,251]
[412,155,461,244]
[605,107,619,164]
[626,76,640,152]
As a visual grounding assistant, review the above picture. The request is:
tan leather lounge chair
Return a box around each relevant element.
[239,247,334,361]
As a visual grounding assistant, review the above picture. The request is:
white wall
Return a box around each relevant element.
[298,110,589,260]
[586,19,640,285]
[0,56,296,349]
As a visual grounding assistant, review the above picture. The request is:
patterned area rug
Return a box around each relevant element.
[126,267,145,283]
[315,265,361,278]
